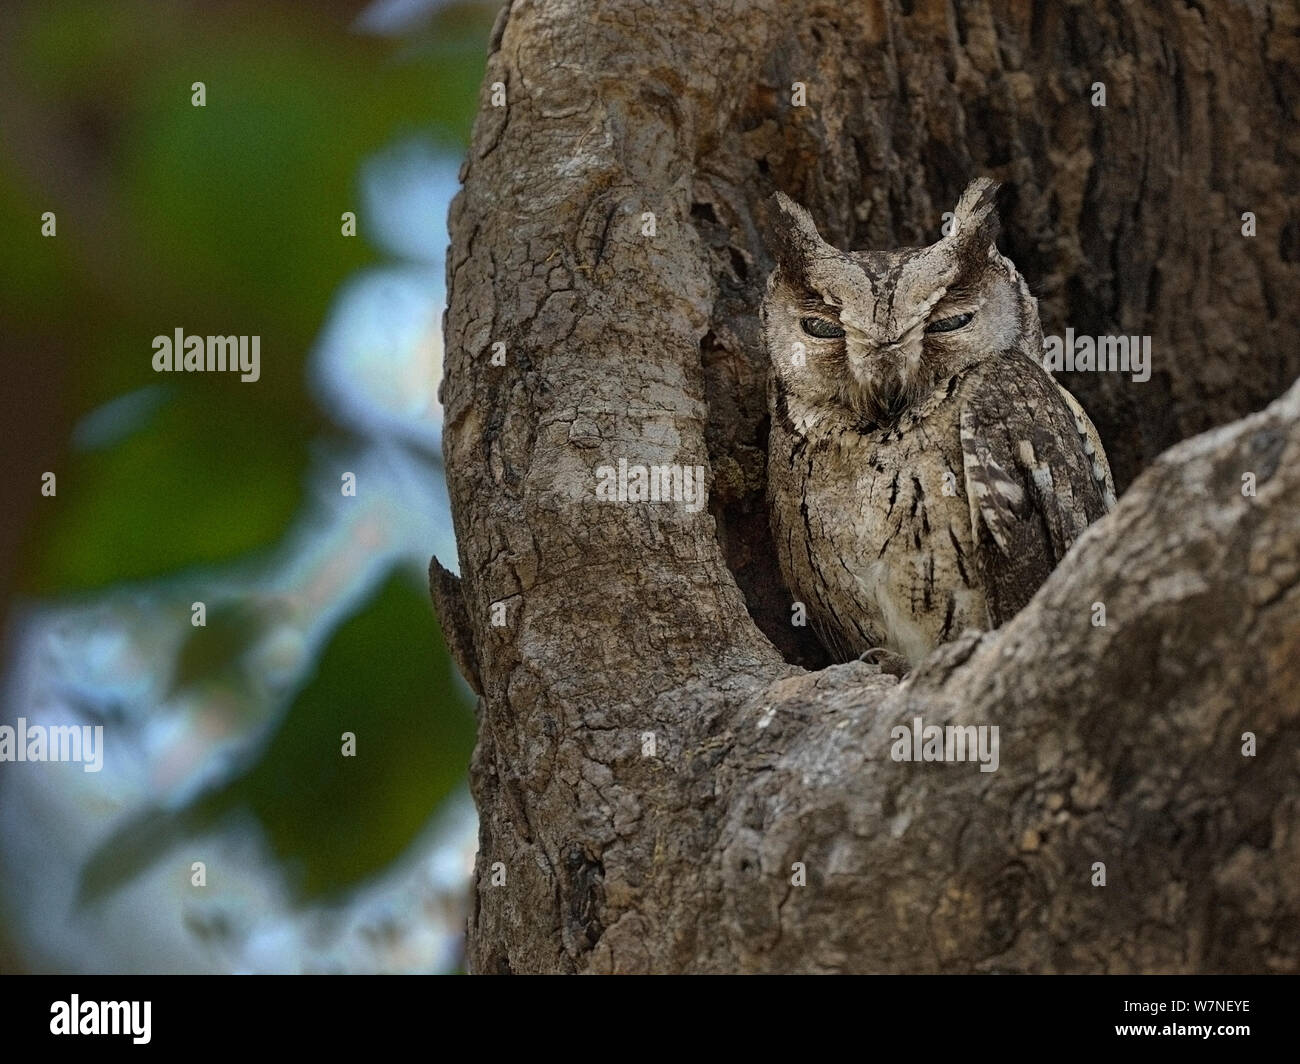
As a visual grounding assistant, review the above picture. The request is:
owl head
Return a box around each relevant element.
[761,178,1040,429]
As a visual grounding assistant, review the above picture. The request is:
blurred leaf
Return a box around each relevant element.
[3,0,492,593]
[169,597,284,698]
[0,168,70,323]
[30,388,307,593]
[238,567,475,896]
[80,567,476,903]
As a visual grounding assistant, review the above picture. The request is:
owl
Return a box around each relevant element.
[762,179,1116,669]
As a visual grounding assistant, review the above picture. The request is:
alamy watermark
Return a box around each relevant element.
[890,716,999,773]
[50,996,150,1044]
[0,717,103,772]
[1043,329,1150,383]
[594,458,708,513]
[152,328,260,382]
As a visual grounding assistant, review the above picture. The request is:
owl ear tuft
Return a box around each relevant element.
[766,192,826,282]
[947,177,1001,249]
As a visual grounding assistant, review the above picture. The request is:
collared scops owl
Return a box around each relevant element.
[763,178,1116,668]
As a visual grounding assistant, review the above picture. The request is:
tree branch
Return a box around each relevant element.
[439,0,1300,972]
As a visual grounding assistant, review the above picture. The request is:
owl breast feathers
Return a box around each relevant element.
[762,179,1116,666]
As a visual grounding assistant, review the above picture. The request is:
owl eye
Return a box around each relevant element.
[800,316,846,339]
[925,311,974,334]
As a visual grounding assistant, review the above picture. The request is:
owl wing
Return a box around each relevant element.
[960,352,1111,626]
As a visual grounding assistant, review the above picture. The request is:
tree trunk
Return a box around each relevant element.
[435,0,1300,973]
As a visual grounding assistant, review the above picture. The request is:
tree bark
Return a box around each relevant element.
[436,0,1300,973]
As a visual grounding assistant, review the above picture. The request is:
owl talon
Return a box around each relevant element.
[858,647,910,678]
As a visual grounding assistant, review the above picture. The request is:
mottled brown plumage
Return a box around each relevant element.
[763,179,1115,667]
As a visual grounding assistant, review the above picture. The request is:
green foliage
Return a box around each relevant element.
[4,0,490,593]
[79,569,477,902]
[35,390,306,590]
[6,0,492,932]
[223,568,476,897]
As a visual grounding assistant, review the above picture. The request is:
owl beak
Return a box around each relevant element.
[844,340,895,395]
[846,335,901,370]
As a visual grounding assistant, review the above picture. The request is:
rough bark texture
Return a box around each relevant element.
[437,0,1300,973]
